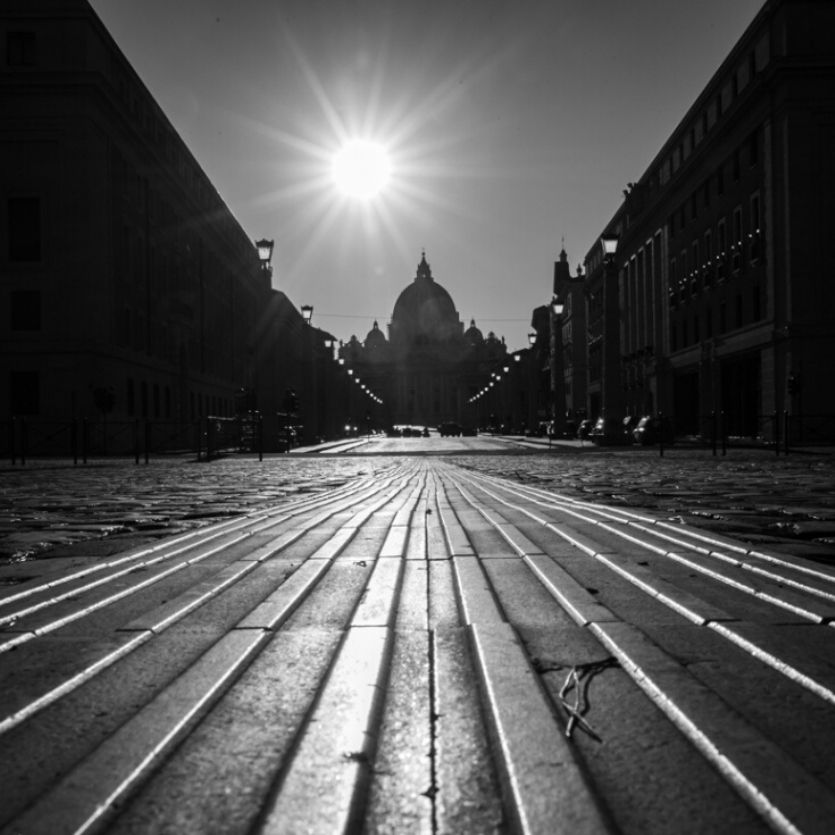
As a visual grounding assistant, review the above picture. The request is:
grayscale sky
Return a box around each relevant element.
[88,0,765,350]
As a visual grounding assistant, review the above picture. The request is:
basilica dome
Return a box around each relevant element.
[389,252,463,345]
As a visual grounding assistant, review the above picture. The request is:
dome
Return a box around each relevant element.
[390,252,462,343]
[365,320,387,347]
[464,318,483,344]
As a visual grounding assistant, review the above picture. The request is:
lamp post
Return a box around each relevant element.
[550,294,566,440]
[300,304,316,443]
[600,233,623,441]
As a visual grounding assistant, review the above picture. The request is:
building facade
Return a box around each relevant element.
[578,0,835,441]
[339,253,509,430]
[1,0,303,451]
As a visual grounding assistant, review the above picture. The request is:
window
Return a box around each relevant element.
[704,230,713,288]
[749,131,759,166]
[7,32,37,67]
[10,290,40,330]
[750,193,762,262]
[732,207,743,272]
[8,197,41,261]
[10,370,39,415]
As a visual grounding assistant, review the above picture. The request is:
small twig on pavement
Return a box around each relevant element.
[559,657,619,741]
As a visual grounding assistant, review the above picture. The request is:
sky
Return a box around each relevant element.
[88,0,765,350]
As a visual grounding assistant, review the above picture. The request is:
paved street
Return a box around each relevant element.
[1,440,834,833]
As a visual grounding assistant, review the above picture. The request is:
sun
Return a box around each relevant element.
[331,139,392,200]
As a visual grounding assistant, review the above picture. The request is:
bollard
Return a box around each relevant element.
[659,413,665,457]
[711,410,717,457]
[774,411,780,456]
[784,410,790,455]
[258,414,264,462]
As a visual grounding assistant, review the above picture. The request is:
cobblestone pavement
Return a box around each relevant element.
[0,456,397,569]
[448,444,835,563]
[2,439,833,576]
[3,456,835,833]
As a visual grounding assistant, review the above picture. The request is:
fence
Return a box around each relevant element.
[0,414,277,465]
[683,411,835,456]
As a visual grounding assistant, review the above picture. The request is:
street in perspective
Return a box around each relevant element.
[1,436,835,833]
[3,0,835,832]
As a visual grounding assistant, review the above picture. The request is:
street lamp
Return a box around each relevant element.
[528,332,537,347]
[601,233,619,263]
[550,293,567,441]
[301,304,313,324]
[255,238,274,272]
[600,232,624,441]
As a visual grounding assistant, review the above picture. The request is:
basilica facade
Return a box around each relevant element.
[338,253,508,428]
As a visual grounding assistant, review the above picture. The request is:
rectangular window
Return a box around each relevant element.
[10,370,39,415]
[8,197,41,261]
[10,290,41,330]
[704,230,713,288]
[732,207,743,271]
[750,193,762,262]
[7,31,37,67]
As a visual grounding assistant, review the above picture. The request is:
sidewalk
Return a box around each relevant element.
[2,459,834,833]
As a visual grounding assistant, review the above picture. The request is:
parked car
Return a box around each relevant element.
[589,417,631,445]
[632,415,674,446]
[438,421,462,437]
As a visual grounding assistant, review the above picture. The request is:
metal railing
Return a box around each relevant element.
[1,415,272,465]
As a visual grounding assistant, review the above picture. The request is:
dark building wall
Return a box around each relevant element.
[1,1,285,440]
[581,0,835,439]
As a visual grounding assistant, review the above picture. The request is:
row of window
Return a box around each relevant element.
[670,284,764,352]
[669,193,762,306]
[657,32,769,189]
[7,370,235,420]
[668,133,760,239]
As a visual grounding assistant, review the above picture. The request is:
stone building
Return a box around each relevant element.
[0,0,302,451]
[580,0,835,440]
[339,253,509,429]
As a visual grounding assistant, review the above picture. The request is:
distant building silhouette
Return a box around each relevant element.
[339,252,509,428]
